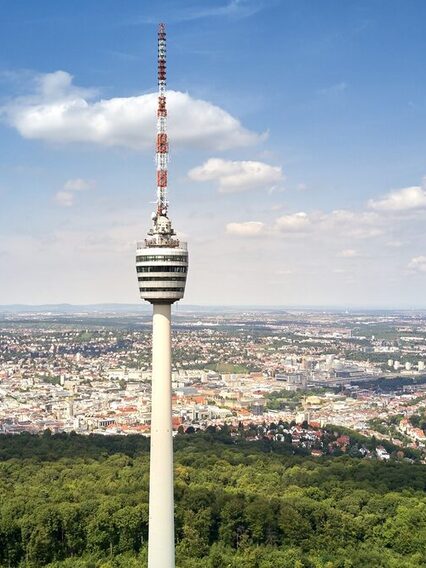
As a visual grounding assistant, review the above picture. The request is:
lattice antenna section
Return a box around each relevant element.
[156,23,168,217]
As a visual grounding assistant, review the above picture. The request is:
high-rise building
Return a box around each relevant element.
[135,24,188,568]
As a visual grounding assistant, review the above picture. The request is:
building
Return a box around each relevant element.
[276,372,307,391]
[135,24,188,568]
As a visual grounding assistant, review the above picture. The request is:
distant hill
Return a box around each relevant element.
[0,303,290,315]
[1,304,424,315]
[0,303,148,314]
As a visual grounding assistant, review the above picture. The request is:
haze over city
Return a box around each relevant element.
[1,0,426,307]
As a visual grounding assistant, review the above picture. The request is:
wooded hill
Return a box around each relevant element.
[0,431,425,567]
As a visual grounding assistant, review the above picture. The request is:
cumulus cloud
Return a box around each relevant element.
[275,212,310,233]
[226,221,265,236]
[2,71,263,151]
[188,158,283,193]
[55,178,94,207]
[316,209,383,239]
[368,185,426,211]
[273,210,381,238]
[408,256,426,273]
[226,208,384,240]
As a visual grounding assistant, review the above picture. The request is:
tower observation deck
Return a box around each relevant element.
[136,220,188,304]
[135,23,187,568]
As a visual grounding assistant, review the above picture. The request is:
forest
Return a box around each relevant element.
[0,431,425,567]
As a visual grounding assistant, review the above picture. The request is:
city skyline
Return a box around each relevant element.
[1,0,426,307]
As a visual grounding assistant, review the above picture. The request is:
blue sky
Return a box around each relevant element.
[1,0,426,306]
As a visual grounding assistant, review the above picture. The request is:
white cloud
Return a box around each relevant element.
[338,249,360,258]
[273,209,381,238]
[35,70,96,101]
[227,208,384,240]
[408,256,426,273]
[63,178,93,192]
[55,177,94,207]
[368,185,426,211]
[188,158,282,193]
[226,221,265,236]
[318,209,383,239]
[2,71,263,151]
[55,191,74,207]
[275,211,310,233]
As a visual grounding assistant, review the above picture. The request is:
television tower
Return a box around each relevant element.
[135,23,188,568]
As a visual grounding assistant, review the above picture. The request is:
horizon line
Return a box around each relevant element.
[1,302,426,311]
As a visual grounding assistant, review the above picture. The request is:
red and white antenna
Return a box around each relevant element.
[156,23,168,217]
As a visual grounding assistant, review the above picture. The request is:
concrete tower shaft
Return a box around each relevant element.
[148,303,174,568]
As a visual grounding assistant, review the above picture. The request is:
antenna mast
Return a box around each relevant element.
[156,23,168,218]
